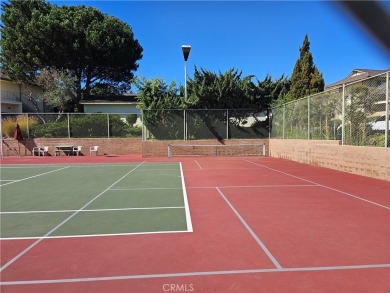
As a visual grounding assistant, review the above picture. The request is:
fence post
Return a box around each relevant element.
[268,109,271,139]
[307,96,310,140]
[385,72,389,147]
[141,109,144,141]
[184,110,186,141]
[26,113,30,139]
[342,84,346,145]
[67,113,70,138]
[283,104,286,139]
[226,109,229,139]
[107,114,110,138]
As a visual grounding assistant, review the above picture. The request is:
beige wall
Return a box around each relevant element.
[269,139,390,181]
[2,138,142,157]
[0,79,44,113]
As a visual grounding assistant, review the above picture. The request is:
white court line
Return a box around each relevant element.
[1,230,191,241]
[0,206,185,215]
[180,162,193,232]
[244,159,390,211]
[183,184,319,189]
[0,166,71,187]
[0,166,55,169]
[110,187,182,191]
[2,263,388,285]
[216,187,282,270]
[195,160,203,170]
[218,184,319,189]
[0,162,145,273]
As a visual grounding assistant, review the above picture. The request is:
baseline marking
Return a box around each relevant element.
[0,166,71,187]
[1,264,389,285]
[1,230,191,241]
[110,187,182,191]
[216,187,282,270]
[0,206,185,215]
[0,162,145,272]
[244,160,390,210]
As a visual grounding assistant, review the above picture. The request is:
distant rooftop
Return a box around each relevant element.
[80,93,139,104]
[325,69,390,90]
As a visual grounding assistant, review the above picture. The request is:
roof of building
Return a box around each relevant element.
[79,93,140,104]
[325,69,390,90]
[0,72,13,81]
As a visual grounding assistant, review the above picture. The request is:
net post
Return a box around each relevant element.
[262,143,266,156]
[167,144,171,158]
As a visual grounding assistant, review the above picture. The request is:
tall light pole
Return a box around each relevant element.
[181,45,191,101]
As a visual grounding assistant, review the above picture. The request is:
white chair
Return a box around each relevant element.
[33,146,49,156]
[90,146,99,156]
[73,146,82,156]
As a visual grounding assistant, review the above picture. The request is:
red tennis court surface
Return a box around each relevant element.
[1,155,389,292]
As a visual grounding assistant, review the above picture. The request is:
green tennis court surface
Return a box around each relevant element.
[0,162,192,239]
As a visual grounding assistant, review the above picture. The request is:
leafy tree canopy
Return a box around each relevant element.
[286,34,324,102]
[187,67,289,110]
[1,0,143,109]
[135,77,184,110]
[35,67,77,112]
[136,68,290,111]
[186,67,257,109]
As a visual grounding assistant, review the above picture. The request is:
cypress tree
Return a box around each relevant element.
[287,34,324,101]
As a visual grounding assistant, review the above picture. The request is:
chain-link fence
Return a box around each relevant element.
[1,112,142,139]
[2,109,269,141]
[141,109,269,140]
[3,72,388,145]
[271,71,389,147]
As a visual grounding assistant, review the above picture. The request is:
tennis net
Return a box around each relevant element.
[168,143,266,158]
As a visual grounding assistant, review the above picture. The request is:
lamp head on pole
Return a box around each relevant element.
[182,45,191,61]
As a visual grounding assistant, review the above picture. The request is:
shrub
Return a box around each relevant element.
[127,126,142,137]
[28,114,133,138]
[1,115,38,138]
[30,120,69,138]
[126,114,138,125]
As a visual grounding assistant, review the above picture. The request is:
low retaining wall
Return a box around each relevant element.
[3,137,389,181]
[269,139,390,181]
[2,138,142,156]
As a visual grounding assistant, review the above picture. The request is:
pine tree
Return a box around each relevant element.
[287,34,324,102]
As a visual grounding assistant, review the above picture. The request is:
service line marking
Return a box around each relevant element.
[0,206,185,215]
[2,263,389,285]
[0,166,71,187]
[244,160,390,210]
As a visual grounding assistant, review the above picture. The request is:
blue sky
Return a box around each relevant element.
[51,1,390,88]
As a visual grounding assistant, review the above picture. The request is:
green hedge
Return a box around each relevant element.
[30,114,141,138]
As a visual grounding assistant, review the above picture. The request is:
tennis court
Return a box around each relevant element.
[1,155,389,292]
